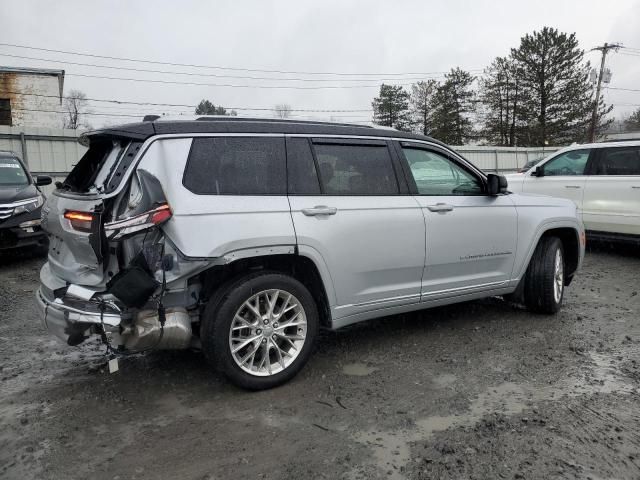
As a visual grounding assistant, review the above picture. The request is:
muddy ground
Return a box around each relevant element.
[1,244,639,480]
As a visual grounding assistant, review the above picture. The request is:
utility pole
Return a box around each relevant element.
[589,42,621,142]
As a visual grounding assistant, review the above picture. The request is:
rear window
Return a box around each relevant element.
[183,137,286,195]
[0,156,28,186]
[63,137,143,194]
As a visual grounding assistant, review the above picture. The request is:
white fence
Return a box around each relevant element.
[1,126,561,195]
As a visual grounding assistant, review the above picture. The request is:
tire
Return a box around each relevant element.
[523,236,565,314]
[201,272,319,390]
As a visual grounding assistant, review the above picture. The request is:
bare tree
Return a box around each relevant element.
[64,90,90,129]
[273,104,292,119]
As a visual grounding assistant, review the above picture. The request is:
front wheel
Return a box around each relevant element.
[523,236,565,314]
[201,272,319,390]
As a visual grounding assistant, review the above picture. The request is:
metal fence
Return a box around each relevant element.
[1,126,561,195]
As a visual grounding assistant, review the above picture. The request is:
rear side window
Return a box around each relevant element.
[592,147,640,175]
[184,137,286,195]
[312,142,399,195]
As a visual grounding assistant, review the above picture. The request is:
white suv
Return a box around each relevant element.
[36,117,585,389]
[507,140,640,243]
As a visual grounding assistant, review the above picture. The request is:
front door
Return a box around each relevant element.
[287,137,426,319]
[397,143,518,299]
[521,148,592,209]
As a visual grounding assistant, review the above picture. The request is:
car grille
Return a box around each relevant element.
[0,204,15,220]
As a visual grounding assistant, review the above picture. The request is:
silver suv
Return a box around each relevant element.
[37,117,585,390]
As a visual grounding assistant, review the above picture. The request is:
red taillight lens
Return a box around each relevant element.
[150,204,172,225]
[104,203,172,239]
[64,211,94,232]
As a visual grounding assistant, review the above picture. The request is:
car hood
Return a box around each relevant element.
[0,184,39,203]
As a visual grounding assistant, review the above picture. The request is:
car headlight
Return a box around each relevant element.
[13,195,44,215]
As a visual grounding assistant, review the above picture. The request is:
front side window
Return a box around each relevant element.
[542,149,589,176]
[592,147,640,176]
[184,137,286,195]
[312,143,399,195]
[0,156,29,186]
[403,148,483,195]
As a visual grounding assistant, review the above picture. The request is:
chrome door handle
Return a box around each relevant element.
[301,205,337,216]
[426,203,454,212]
[632,186,640,189]
[565,185,581,189]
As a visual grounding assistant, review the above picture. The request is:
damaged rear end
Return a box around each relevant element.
[36,125,195,353]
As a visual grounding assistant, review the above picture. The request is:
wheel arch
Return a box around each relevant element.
[515,222,582,285]
[197,251,335,328]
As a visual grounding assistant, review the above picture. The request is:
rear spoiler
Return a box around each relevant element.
[79,122,157,147]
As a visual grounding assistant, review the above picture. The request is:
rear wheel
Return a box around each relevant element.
[524,236,565,314]
[201,272,319,390]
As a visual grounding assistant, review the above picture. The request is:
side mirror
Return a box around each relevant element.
[487,174,508,195]
[532,166,544,177]
[35,175,53,186]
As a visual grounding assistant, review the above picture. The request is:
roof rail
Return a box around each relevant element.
[192,116,374,129]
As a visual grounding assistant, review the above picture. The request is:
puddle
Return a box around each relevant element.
[342,363,378,376]
[352,350,636,479]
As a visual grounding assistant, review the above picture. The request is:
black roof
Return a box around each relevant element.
[84,117,446,147]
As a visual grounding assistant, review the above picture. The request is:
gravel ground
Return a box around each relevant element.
[1,244,639,480]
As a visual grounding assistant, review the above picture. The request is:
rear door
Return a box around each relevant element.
[583,145,640,235]
[287,137,425,319]
[397,142,518,299]
[520,149,591,209]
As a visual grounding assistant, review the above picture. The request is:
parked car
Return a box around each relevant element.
[0,151,51,253]
[36,118,585,390]
[506,140,640,243]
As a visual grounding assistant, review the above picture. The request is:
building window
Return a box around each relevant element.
[0,99,11,126]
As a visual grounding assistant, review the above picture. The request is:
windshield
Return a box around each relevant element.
[0,157,29,186]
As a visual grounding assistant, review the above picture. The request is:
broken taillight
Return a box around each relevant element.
[64,211,94,232]
[104,203,172,240]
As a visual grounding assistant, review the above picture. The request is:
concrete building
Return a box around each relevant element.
[0,66,65,128]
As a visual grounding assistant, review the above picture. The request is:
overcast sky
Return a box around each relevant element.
[2,0,640,127]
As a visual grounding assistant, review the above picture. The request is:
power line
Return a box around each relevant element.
[63,71,413,90]
[0,41,481,77]
[608,87,640,93]
[0,52,449,83]
[0,90,374,112]
[0,106,374,123]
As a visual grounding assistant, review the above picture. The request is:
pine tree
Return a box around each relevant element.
[372,84,411,131]
[511,27,612,146]
[479,57,520,146]
[409,80,438,136]
[430,68,476,145]
[195,99,230,116]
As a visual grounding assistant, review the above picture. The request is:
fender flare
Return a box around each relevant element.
[512,219,583,281]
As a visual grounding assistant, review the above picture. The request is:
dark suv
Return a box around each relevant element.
[0,151,51,252]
